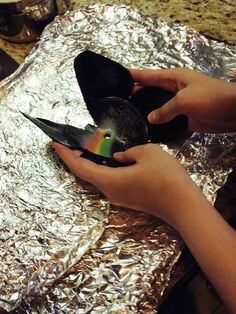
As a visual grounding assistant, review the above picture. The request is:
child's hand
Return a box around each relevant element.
[52,139,236,313]
[52,142,200,228]
[52,67,236,312]
[131,68,236,133]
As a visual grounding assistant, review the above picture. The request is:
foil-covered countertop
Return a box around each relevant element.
[1,0,236,64]
[0,4,236,313]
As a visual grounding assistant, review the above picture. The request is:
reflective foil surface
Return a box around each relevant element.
[0,4,236,313]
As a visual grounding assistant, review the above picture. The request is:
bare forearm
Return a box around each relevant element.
[172,185,236,313]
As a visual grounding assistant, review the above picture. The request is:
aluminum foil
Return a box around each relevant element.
[0,4,236,313]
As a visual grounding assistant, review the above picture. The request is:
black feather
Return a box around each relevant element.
[130,86,188,142]
[21,112,90,149]
[74,50,134,106]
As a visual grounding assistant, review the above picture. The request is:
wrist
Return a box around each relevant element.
[163,180,211,231]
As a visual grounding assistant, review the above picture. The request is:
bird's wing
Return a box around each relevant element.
[21,112,91,149]
[74,50,134,109]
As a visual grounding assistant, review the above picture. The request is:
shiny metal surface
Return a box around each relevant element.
[0,4,236,313]
[0,0,57,42]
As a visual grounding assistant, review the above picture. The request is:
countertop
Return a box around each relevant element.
[0,0,236,64]
[0,2,235,312]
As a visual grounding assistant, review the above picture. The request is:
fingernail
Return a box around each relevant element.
[148,112,156,123]
[113,151,123,158]
[113,151,121,156]
[51,141,57,149]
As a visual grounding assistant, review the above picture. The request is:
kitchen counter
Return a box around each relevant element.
[0,2,235,312]
[0,0,236,64]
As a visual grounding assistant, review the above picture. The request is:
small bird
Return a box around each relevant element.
[22,50,187,167]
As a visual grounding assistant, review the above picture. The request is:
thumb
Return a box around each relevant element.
[113,145,145,164]
[148,96,181,124]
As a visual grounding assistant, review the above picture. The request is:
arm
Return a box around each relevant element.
[172,186,236,314]
[53,68,236,312]
[53,142,236,313]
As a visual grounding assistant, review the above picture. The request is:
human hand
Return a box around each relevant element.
[52,142,202,228]
[131,68,236,133]
[53,132,236,313]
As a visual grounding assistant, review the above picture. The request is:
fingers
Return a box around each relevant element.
[113,145,144,164]
[132,83,143,94]
[130,68,180,93]
[52,142,82,160]
[148,96,182,124]
[130,68,171,84]
[52,142,83,177]
[52,142,113,185]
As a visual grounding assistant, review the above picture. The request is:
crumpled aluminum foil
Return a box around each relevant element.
[0,4,236,313]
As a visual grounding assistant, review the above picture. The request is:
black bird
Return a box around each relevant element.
[22,50,188,167]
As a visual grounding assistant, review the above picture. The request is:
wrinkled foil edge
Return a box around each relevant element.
[0,4,236,313]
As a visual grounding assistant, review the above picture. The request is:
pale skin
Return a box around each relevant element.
[53,68,236,313]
